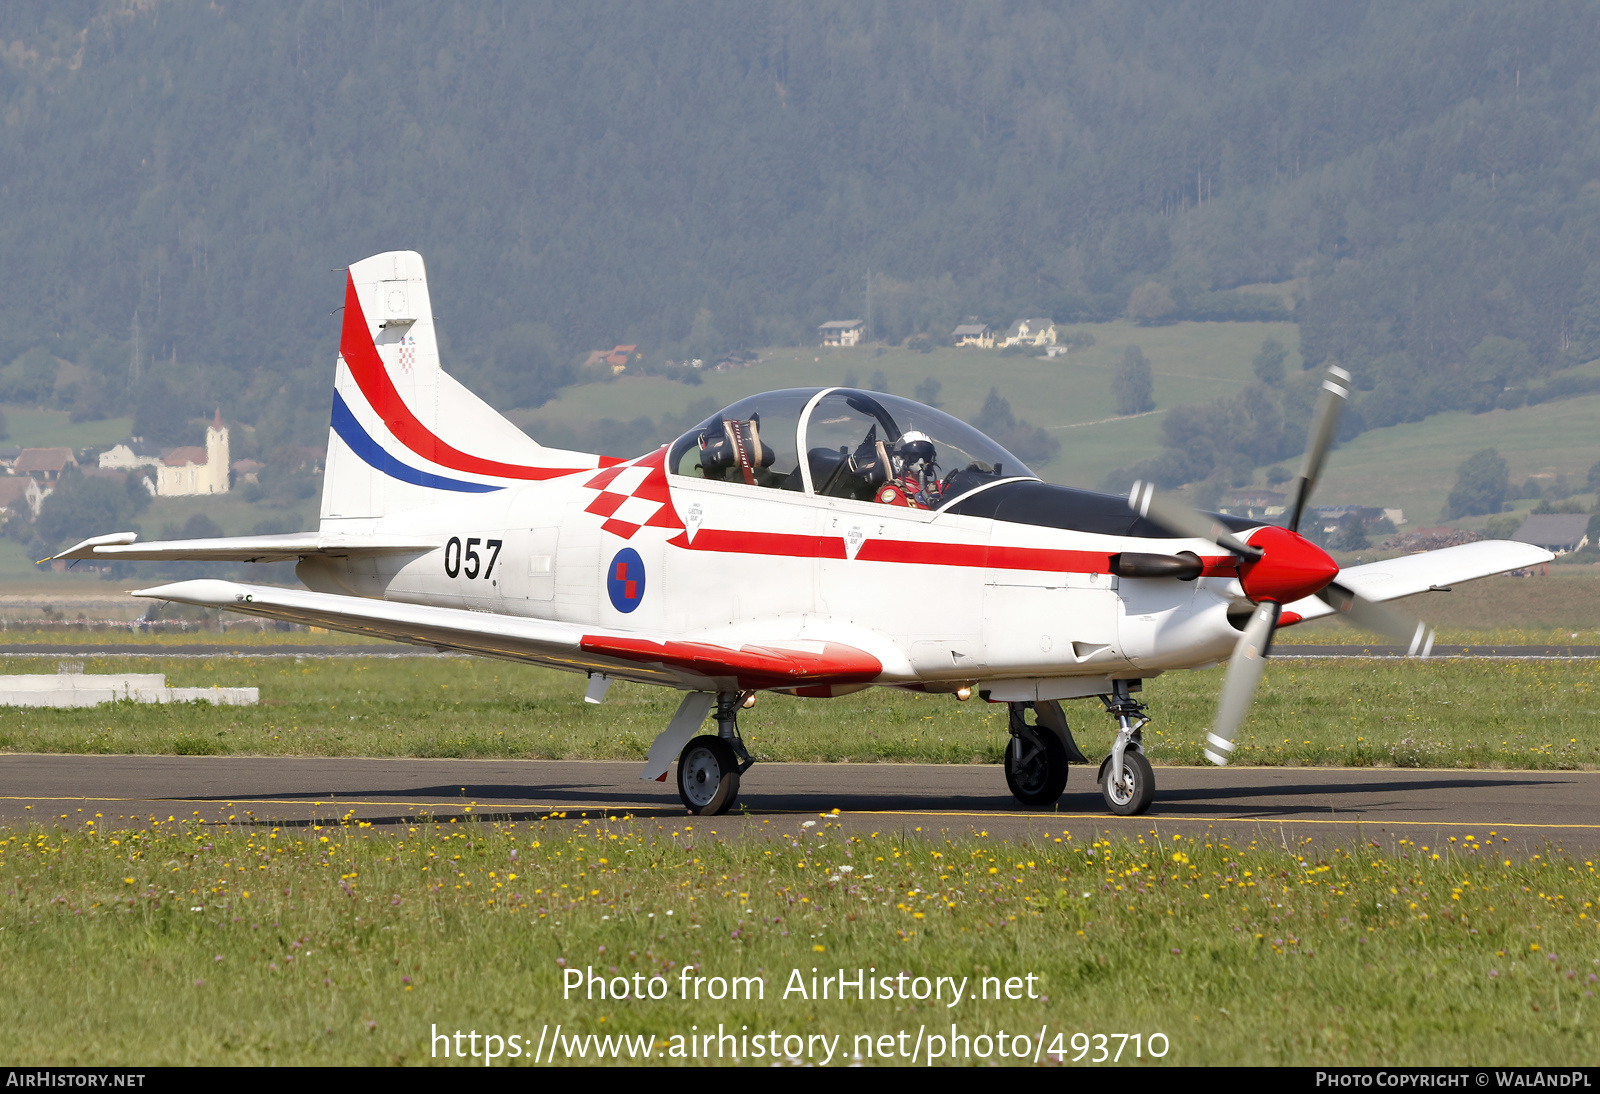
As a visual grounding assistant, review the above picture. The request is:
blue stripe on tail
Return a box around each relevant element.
[330,392,503,493]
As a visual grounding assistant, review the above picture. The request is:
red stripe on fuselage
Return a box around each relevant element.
[339,276,620,479]
[668,526,1235,576]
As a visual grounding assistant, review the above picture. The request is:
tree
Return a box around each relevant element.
[974,387,1060,468]
[913,376,942,406]
[34,472,147,554]
[1329,511,1369,551]
[133,378,195,445]
[1464,336,1535,412]
[1112,346,1155,415]
[1445,448,1510,518]
[1127,283,1175,324]
[1587,458,1600,496]
[1253,337,1287,385]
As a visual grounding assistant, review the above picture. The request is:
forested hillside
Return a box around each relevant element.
[0,1,1598,463]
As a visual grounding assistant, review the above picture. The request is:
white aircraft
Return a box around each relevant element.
[53,251,1552,816]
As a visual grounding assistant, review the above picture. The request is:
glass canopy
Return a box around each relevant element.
[667,387,1036,509]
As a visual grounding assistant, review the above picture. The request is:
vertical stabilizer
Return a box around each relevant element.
[320,251,606,527]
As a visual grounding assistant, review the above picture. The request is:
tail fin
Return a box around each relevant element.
[321,251,606,526]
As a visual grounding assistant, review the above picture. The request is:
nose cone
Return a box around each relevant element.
[1238,526,1340,604]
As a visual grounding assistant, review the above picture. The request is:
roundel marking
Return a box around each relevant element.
[607,548,646,613]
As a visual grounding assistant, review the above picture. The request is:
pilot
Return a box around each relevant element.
[876,430,943,508]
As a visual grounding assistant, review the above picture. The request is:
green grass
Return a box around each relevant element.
[0,405,131,450]
[515,320,1301,490]
[511,323,1600,527]
[1277,570,1600,647]
[1,653,1596,770]
[1314,393,1600,527]
[1,815,1595,1064]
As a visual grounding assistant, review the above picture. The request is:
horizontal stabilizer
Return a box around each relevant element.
[1282,539,1555,624]
[49,531,437,564]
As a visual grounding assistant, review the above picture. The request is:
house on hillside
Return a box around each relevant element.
[14,447,76,482]
[951,323,993,348]
[98,440,164,471]
[0,476,45,520]
[155,410,230,497]
[1002,318,1057,348]
[583,345,640,374]
[1219,489,1286,521]
[818,320,864,348]
[1309,504,1396,535]
[1512,513,1590,555]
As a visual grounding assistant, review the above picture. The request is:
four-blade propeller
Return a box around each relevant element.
[1128,365,1436,765]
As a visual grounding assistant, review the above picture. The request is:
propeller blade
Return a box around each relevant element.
[1316,580,1436,656]
[1203,601,1281,766]
[1286,366,1352,533]
[1129,481,1263,559]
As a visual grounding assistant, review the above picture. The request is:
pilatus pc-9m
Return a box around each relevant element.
[53,252,1552,815]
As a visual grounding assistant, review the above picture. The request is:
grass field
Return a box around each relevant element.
[1278,570,1600,645]
[0,405,131,450]
[2,813,1595,1065]
[1,652,1595,771]
[1313,393,1600,525]
[514,320,1301,490]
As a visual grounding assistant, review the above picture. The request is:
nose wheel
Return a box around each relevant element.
[1098,682,1155,816]
[1097,749,1154,816]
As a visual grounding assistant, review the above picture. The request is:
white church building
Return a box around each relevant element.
[154,410,230,497]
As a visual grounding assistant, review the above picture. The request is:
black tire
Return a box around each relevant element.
[1004,728,1069,806]
[677,735,740,815]
[1097,750,1155,816]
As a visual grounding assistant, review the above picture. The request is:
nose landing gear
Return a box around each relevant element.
[676,690,753,816]
[1097,681,1154,816]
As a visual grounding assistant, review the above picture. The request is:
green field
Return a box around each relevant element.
[1,652,1595,771]
[2,813,1595,1065]
[513,321,1600,526]
[1314,394,1600,526]
[0,405,131,450]
[514,321,1301,490]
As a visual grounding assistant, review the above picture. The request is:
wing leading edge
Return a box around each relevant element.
[1280,539,1555,625]
[134,579,883,691]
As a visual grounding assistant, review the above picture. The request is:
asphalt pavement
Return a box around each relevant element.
[3,754,1596,854]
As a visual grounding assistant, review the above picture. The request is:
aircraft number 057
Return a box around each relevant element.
[444,537,502,580]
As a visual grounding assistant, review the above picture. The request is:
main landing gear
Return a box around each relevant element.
[1003,700,1087,807]
[676,690,754,816]
[1001,683,1156,816]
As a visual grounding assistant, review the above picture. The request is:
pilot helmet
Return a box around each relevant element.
[895,430,936,467]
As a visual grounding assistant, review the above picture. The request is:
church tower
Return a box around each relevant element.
[205,408,230,494]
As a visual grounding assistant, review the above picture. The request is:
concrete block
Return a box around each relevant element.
[0,674,259,708]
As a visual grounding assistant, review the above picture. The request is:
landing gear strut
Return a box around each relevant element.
[1003,700,1087,807]
[676,690,753,816]
[1097,681,1154,816]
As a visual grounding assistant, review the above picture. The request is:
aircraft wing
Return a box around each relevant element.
[132,579,885,690]
[48,531,437,564]
[1282,539,1555,625]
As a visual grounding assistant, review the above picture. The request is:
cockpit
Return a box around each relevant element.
[667,387,1037,509]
